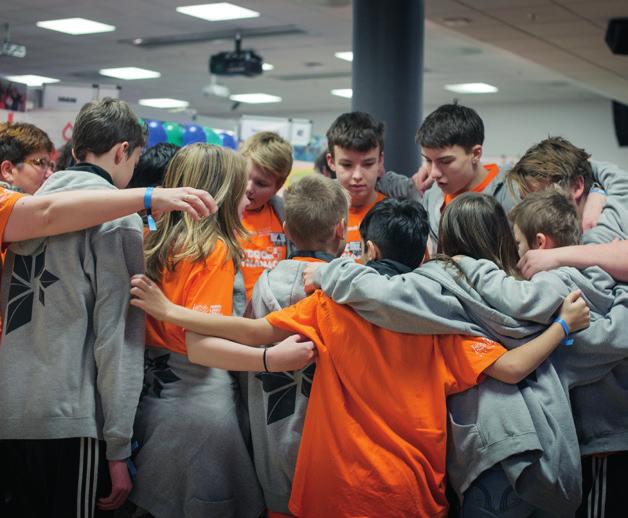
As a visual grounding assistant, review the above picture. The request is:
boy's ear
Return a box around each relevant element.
[534,232,554,250]
[0,160,15,182]
[113,142,130,164]
[365,240,381,261]
[335,218,347,240]
[378,151,385,178]
[471,144,483,165]
[570,176,585,203]
[326,152,336,173]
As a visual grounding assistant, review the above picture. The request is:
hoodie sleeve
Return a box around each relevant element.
[314,258,479,335]
[91,221,145,460]
[376,171,422,202]
[455,258,569,323]
[591,161,628,201]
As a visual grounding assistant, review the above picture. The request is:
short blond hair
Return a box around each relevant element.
[240,131,293,185]
[284,175,349,250]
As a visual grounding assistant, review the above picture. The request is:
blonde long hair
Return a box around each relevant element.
[144,143,247,279]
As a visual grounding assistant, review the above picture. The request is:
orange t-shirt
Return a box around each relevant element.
[145,239,235,356]
[342,192,386,260]
[443,163,499,207]
[0,188,25,334]
[266,291,506,518]
[241,203,287,299]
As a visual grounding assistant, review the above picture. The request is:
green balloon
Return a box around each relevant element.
[162,121,184,146]
[203,126,223,145]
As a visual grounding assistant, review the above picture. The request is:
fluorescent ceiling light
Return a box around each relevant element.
[139,98,190,109]
[176,3,260,22]
[331,88,352,99]
[444,82,498,94]
[99,67,161,80]
[36,18,116,35]
[262,63,274,71]
[229,93,281,104]
[334,51,353,62]
[5,74,60,87]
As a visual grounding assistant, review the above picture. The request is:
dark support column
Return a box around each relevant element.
[352,0,424,176]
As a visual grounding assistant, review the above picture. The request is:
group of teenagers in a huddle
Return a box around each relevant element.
[1,98,627,518]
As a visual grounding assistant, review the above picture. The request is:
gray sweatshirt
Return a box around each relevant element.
[0,165,145,460]
[377,167,519,252]
[312,256,628,515]
[246,255,331,514]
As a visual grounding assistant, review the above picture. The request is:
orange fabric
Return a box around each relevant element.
[266,291,506,518]
[289,256,326,263]
[443,163,500,206]
[241,203,287,299]
[0,187,25,335]
[342,192,386,260]
[145,239,235,355]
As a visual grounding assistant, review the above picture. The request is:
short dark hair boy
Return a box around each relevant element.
[360,198,429,272]
[129,142,180,188]
[415,103,484,152]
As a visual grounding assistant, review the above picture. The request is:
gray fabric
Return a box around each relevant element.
[0,169,145,461]
[312,256,628,515]
[569,160,628,456]
[268,195,296,259]
[130,347,264,518]
[376,170,421,202]
[245,259,317,514]
[421,166,519,253]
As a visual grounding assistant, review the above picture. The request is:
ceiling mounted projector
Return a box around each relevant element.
[209,33,263,77]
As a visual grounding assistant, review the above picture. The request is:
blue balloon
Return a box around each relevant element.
[182,124,207,146]
[146,119,167,148]
[220,131,237,150]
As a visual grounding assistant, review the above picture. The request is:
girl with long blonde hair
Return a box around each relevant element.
[130,143,264,518]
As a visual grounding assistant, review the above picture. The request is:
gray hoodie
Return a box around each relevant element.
[246,255,331,514]
[312,257,628,515]
[0,165,145,460]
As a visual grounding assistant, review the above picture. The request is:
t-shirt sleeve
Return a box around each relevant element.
[265,290,324,347]
[0,188,25,245]
[440,335,507,395]
[183,251,235,316]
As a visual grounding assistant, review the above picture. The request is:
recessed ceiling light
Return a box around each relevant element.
[334,51,353,62]
[176,3,260,22]
[331,88,352,99]
[5,74,60,87]
[229,93,281,104]
[444,82,498,94]
[262,63,274,71]
[442,17,471,28]
[99,67,161,80]
[36,18,116,35]
[139,98,190,109]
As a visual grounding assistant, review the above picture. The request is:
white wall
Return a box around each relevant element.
[292,99,628,169]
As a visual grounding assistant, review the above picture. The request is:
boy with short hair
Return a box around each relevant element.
[0,122,55,193]
[325,111,387,260]
[240,131,294,299]
[0,98,147,516]
[246,174,349,517]
[509,188,582,257]
[417,103,517,248]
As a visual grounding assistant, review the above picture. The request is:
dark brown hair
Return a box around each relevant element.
[0,122,54,163]
[326,112,384,158]
[436,192,521,278]
[507,136,593,198]
[509,188,581,248]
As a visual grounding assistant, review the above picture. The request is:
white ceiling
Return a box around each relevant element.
[1,0,627,119]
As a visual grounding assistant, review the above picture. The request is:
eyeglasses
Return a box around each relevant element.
[21,157,54,170]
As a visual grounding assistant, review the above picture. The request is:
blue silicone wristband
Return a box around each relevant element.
[590,187,606,195]
[144,186,157,231]
[554,318,574,346]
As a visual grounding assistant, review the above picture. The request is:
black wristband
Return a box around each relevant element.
[263,347,270,372]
